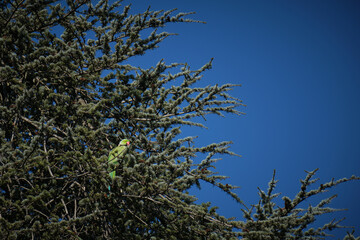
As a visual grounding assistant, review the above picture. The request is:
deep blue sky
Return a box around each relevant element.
[125,0,360,237]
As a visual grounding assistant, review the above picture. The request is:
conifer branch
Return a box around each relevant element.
[1,1,359,239]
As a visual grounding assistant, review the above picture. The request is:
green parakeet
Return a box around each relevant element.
[108,139,130,190]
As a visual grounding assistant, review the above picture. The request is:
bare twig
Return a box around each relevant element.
[61,199,71,220]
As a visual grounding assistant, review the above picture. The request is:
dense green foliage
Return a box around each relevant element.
[0,0,359,239]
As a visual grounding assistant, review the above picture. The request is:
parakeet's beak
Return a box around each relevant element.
[126,141,130,146]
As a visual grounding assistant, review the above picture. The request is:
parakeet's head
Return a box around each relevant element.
[119,139,130,146]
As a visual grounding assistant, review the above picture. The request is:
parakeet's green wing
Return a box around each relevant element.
[107,139,130,191]
[108,139,130,179]
[107,145,127,179]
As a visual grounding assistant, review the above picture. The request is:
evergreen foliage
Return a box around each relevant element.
[0,0,359,239]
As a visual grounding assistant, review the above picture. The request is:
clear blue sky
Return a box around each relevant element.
[125,0,360,237]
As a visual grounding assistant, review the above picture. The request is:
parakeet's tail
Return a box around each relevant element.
[108,171,115,192]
